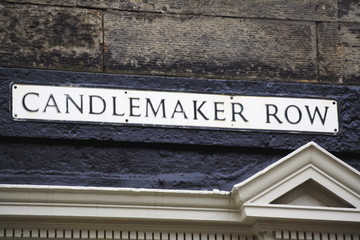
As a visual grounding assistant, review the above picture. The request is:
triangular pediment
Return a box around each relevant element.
[271,179,355,208]
[231,142,360,223]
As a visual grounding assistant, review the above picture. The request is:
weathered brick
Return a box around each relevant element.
[104,12,317,81]
[340,0,360,22]
[318,22,360,84]
[78,0,338,21]
[0,3,103,71]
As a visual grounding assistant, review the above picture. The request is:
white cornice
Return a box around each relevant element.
[243,204,360,222]
[0,184,241,224]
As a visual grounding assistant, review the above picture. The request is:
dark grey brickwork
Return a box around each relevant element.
[1,137,358,191]
[0,137,291,191]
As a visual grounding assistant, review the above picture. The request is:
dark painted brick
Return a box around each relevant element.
[77,0,338,21]
[0,137,305,191]
[318,22,360,84]
[1,67,360,153]
[0,3,103,71]
[0,137,358,190]
[104,12,317,81]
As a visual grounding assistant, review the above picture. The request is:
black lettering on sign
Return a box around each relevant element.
[214,102,226,121]
[285,105,302,124]
[305,106,329,125]
[231,103,248,122]
[193,101,209,120]
[112,96,125,116]
[265,104,283,124]
[146,98,166,118]
[171,100,188,119]
[89,95,106,115]
[129,97,141,117]
[65,94,83,114]
[43,94,61,113]
[22,92,39,112]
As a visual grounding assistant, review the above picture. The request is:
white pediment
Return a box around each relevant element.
[271,179,354,208]
[232,142,360,223]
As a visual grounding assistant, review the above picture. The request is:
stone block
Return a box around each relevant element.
[0,3,103,71]
[340,0,360,22]
[318,22,360,84]
[104,12,317,81]
[77,0,338,21]
[2,0,75,6]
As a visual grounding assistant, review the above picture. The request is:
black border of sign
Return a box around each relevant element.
[10,82,340,136]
